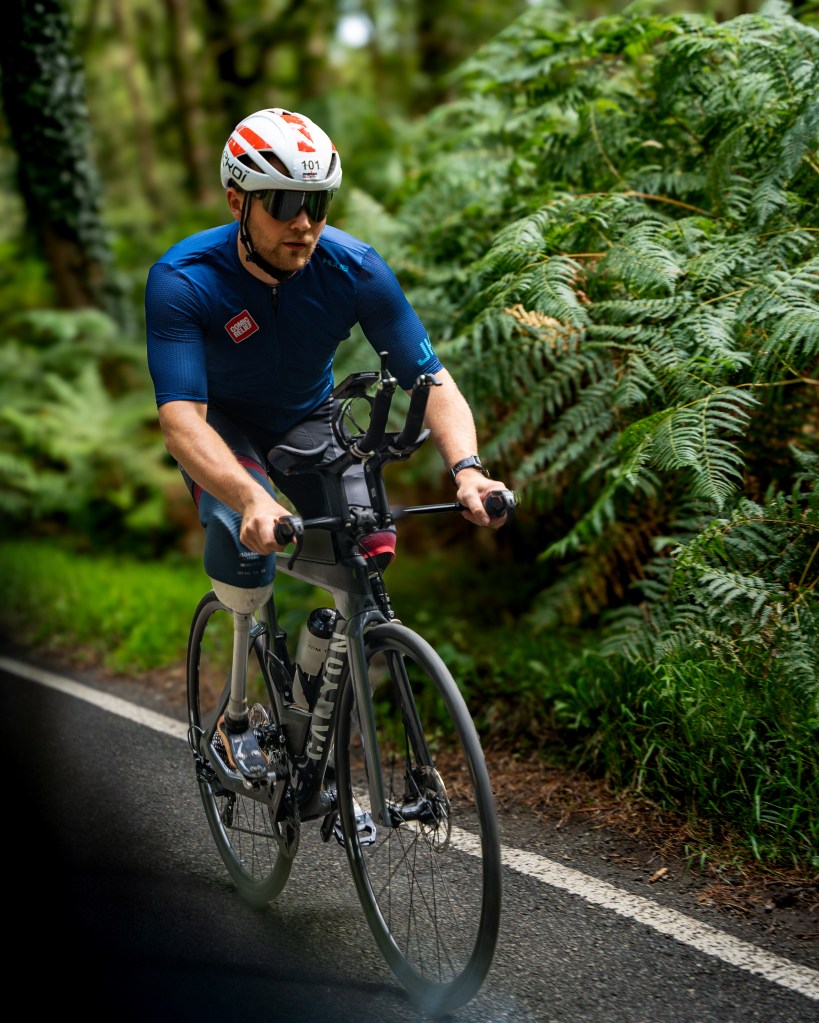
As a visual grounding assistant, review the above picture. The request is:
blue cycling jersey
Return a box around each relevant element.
[145,222,442,434]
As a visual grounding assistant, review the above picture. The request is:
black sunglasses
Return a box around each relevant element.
[253,188,334,222]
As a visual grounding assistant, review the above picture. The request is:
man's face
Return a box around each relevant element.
[228,187,327,276]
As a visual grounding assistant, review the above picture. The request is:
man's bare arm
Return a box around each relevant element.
[157,401,293,553]
[419,368,509,528]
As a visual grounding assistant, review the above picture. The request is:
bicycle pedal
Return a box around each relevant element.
[217,716,268,780]
[332,802,377,848]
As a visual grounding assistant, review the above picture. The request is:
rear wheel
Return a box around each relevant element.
[186,591,293,907]
[335,622,502,1014]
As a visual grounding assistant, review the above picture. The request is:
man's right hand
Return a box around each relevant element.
[240,495,296,554]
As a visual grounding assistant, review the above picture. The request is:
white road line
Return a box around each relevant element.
[455,830,819,1001]
[1,656,188,742]
[4,654,818,1002]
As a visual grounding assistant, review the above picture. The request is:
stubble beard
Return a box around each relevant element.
[257,235,317,279]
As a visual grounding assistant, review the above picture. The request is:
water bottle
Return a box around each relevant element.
[292,608,338,710]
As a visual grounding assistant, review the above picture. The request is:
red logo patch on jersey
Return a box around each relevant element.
[225,310,260,343]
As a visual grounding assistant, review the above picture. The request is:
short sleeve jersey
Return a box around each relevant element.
[145,222,442,435]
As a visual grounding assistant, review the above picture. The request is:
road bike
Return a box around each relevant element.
[186,353,515,1014]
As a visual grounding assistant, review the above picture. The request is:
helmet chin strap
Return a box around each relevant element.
[239,193,297,282]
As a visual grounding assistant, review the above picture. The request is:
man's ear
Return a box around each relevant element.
[226,188,244,221]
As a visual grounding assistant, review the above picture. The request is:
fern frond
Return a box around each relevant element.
[518,379,617,481]
[398,2,819,643]
[598,220,684,297]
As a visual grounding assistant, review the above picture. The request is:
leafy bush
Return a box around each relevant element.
[549,651,817,867]
[399,3,819,605]
[389,1,819,864]
[0,308,180,551]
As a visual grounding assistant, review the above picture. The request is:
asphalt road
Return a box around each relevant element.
[4,654,817,1023]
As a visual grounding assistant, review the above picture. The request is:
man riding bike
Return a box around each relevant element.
[145,107,510,741]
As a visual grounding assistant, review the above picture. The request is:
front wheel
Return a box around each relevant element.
[335,622,502,1014]
[187,591,293,907]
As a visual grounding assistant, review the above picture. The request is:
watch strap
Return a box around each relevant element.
[450,455,489,485]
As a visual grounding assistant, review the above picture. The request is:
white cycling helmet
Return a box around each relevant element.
[220,107,342,192]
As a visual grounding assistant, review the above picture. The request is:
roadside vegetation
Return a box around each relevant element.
[1,2,817,875]
[3,527,816,873]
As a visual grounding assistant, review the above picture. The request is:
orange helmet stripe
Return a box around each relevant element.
[229,124,272,156]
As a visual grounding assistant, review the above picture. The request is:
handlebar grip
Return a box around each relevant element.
[483,489,517,519]
[274,514,304,546]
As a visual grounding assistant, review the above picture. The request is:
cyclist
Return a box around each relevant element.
[145,106,509,720]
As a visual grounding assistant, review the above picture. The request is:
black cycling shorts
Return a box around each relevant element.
[180,398,395,588]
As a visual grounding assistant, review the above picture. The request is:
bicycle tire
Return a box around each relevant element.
[186,591,293,907]
[334,622,502,1014]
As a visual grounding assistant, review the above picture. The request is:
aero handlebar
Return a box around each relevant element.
[350,352,397,457]
[390,488,517,521]
[390,373,441,450]
[273,489,517,558]
[270,351,518,565]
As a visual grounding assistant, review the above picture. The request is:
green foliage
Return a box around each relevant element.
[0,0,120,314]
[543,651,818,867]
[0,540,205,671]
[0,308,179,549]
[398,2,819,631]
[604,460,819,691]
[0,239,57,311]
[390,3,819,865]
[2,0,817,870]
[0,538,328,673]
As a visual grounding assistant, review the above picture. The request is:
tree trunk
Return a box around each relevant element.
[290,0,333,101]
[0,0,119,317]
[162,0,214,205]
[416,0,459,110]
[200,0,251,133]
[111,0,164,215]
[201,0,319,131]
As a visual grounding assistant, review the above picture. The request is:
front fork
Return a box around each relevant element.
[344,619,391,827]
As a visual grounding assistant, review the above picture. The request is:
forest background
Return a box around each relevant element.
[0,0,817,875]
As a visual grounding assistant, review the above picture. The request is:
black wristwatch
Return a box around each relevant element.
[450,455,490,486]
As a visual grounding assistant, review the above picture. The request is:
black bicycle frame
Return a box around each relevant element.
[197,357,514,828]
[272,547,393,826]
